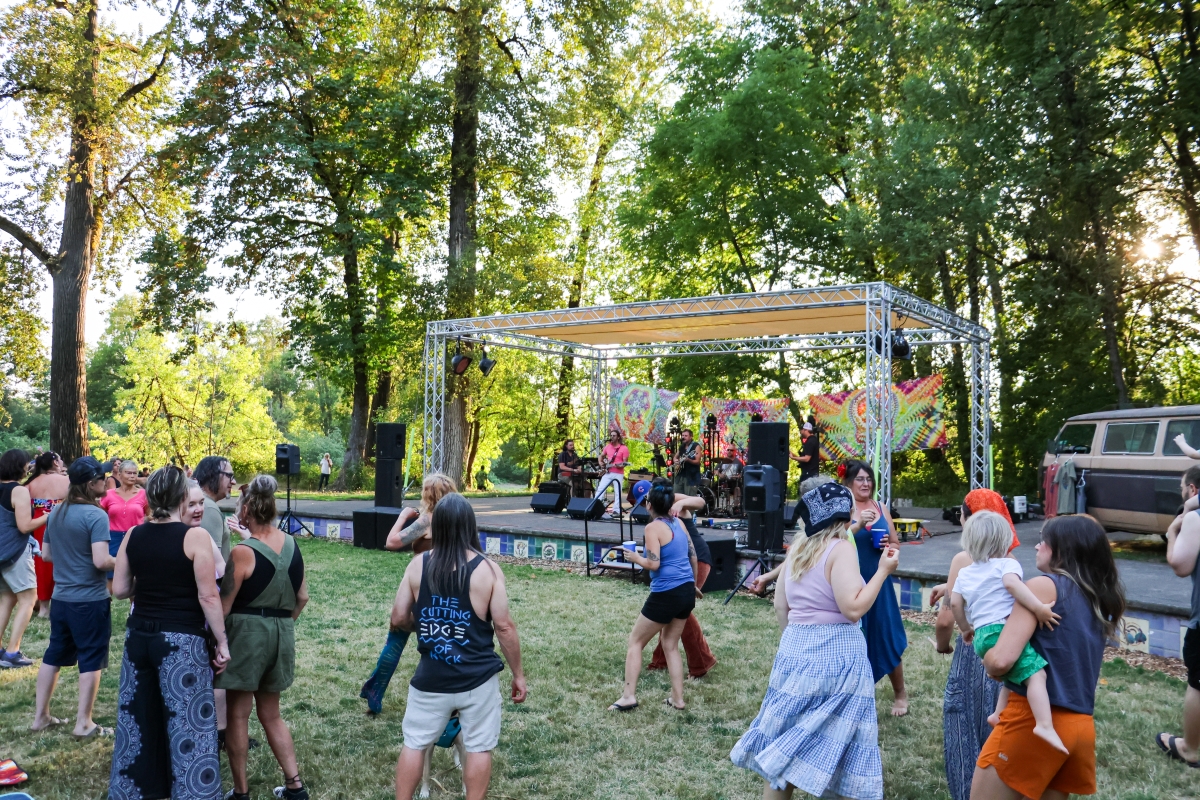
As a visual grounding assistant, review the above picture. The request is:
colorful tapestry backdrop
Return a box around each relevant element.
[808,375,947,460]
[699,398,791,453]
[607,379,680,445]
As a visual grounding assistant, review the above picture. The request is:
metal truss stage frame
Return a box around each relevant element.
[423,282,991,504]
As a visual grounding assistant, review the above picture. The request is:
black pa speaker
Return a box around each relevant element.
[566,496,605,520]
[702,534,738,592]
[744,464,782,513]
[374,459,404,507]
[748,422,789,477]
[630,505,651,524]
[784,502,803,529]
[530,492,568,514]
[538,481,568,496]
[275,444,300,476]
[353,509,381,550]
[376,423,406,460]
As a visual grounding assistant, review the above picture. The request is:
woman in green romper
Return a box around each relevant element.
[217,476,309,800]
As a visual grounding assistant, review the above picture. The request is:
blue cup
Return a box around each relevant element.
[871,524,887,550]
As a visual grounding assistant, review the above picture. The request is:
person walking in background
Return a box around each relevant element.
[0,449,44,668]
[609,483,698,712]
[843,460,909,716]
[25,451,69,619]
[218,475,310,800]
[109,466,229,800]
[32,456,115,737]
[972,514,1125,800]
[100,459,148,592]
[932,487,1020,800]
[1158,465,1200,767]
[361,473,458,715]
[318,453,333,491]
[390,493,526,800]
[648,491,717,679]
[731,482,898,800]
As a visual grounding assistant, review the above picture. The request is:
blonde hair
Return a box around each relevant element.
[961,510,1013,563]
[786,522,851,582]
[420,473,457,515]
[238,474,278,525]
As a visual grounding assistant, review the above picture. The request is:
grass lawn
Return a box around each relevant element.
[2,539,1198,799]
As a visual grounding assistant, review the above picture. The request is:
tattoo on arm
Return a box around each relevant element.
[647,551,660,563]
[399,515,431,547]
[687,537,696,559]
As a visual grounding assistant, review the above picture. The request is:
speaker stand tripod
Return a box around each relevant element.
[277,472,312,536]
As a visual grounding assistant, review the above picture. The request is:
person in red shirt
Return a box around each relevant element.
[596,430,630,517]
[99,460,149,591]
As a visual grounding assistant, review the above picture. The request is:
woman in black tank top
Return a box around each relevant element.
[109,466,228,800]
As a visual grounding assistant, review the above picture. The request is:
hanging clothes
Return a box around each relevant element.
[1043,462,1060,518]
[1075,470,1088,514]
[1056,460,1078,515]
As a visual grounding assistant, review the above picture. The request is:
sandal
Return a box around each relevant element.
[1157,733,1200,767]
[663,697,685,711]
[608,700,638,712]
[73,725,113,740]
[30,716,68,732]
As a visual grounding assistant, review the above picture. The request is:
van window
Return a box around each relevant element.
[1102,422,1160,454]
[1055,423,1096,454]
[1164,419,1200,456]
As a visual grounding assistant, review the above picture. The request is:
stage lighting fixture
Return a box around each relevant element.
[890,331,912,361]
[478,348,497,377]
[450,340,472,375]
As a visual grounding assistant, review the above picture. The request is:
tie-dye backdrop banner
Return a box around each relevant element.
[808,375,947,460]
[699,398,791,453]
[608,379,680,445]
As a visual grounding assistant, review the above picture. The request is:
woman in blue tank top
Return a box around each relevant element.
[609,481,698,712]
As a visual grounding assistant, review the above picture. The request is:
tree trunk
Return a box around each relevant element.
[442,0,482,488]
[364,370,392,464]
[1090,216,1129,406]
[464,414,481,488]
[937,251,971,475]
[334,239,369,490]
[47,1,101,462]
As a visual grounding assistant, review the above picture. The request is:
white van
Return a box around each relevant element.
[1040,405,1200,535]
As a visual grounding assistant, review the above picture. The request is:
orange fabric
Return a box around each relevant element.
[964,488,1021,551]
[648,561,717,677]
[976,694,1096,798]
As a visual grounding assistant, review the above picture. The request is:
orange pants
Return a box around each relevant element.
[977,693,1096,799]
[648,561,717,678]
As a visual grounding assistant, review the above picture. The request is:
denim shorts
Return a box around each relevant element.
[43,598,111,672]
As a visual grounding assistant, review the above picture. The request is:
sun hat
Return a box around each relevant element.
[799,482,853,536]
[68,456,105,485]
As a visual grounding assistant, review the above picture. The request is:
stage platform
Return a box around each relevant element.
[222,493,1192,660]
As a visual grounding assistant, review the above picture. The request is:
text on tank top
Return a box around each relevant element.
[126,521,206,634]
[1007,573,1104,715]
[785,539,859,625]
[410,552,504,694]
[649,516,693,593]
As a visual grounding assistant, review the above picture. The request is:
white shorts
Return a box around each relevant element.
[402,674,502,753]
[0,545,36,595]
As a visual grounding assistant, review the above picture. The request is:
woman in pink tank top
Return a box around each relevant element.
[731,482,900,800]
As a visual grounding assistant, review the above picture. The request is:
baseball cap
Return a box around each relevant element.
[802,422,813,431]
[68,456,105,485]
[630,479,652,507]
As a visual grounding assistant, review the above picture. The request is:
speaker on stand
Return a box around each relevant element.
[725,461,783,604]
[275,444,309,535]
[746,421,788,552]
[374,423,407,508]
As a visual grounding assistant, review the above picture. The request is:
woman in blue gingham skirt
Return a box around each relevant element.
[732,483,900,800]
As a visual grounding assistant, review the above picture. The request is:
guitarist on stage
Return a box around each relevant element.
[596,430,630,518]
[674,429,702,496]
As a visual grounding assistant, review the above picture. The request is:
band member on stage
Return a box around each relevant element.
[596,430,630,518]
[673,429,701,496]
[718,445,744,508]
[556,440,584,498]
[790,421,821,482]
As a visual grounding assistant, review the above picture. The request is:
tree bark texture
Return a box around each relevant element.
[335,239,370,489]
[442,0,482,488]
[937,251,971,475]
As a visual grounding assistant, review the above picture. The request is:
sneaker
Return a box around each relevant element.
[0,650,33,668]
[223,791,250,800]
[273,785,309,800]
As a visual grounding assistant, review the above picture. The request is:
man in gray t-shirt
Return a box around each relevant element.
[194,456,235,562]
[33,456,115,738]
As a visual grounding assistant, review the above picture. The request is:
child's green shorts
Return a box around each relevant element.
[972,622,1047,686]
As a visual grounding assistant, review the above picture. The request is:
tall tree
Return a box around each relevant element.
[0,0,183,460]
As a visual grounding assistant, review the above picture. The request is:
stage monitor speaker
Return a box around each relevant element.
[702,534,738,592]
[744,464,782,513]
[275,443,300,475]
[630,505,651,524]
[374,458,404,508]
[566,496,605,521]
[530,492,568,514]
[353,509,379,549]
[748,422,790,477]
[376,423,406,460]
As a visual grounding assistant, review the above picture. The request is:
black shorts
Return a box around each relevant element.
[641,582,696,625]
[1185,625,1200,691]
[44,598,111,673]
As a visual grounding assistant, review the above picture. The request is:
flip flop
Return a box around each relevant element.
[73,725,113,740]
[30,716,68,732]
[608,701,638,712]
[663,697,685,711]
[1157,733,1200,767]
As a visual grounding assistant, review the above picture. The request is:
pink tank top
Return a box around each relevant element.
[784,539,859,626]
